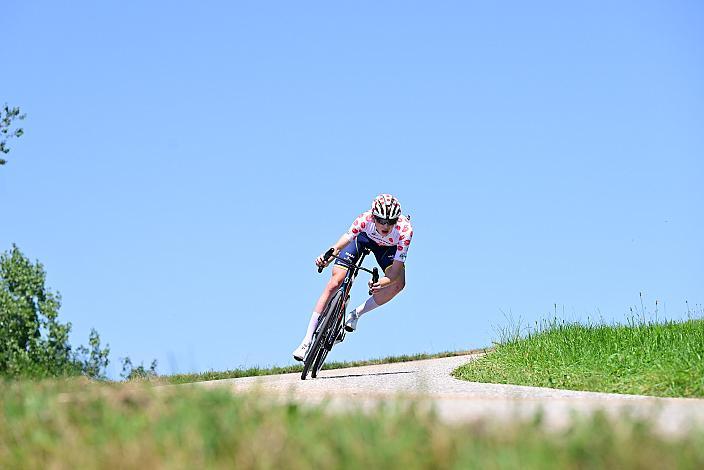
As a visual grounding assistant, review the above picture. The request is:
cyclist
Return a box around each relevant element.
[293,194,414,361]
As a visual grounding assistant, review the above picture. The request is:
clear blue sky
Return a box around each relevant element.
[2,1,702,378]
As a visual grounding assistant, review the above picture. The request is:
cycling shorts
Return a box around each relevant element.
[334,232,399,273]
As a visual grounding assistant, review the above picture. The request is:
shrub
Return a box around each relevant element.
[0,244,109,378]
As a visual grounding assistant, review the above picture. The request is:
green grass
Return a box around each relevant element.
[159,349,486,385]
[453,317,704,398]
[2,379,704,469]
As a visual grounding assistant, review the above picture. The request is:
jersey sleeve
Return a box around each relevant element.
[394,221,414,262]
[345,212,371,241]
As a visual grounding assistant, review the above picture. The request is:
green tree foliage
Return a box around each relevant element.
[0,104,26,164]
[0,245,110,378]
[120,357,158,381]
[75,329,111,378]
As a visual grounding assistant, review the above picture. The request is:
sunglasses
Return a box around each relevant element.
[374,216,398,226]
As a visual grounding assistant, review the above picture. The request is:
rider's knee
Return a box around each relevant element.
[396,278,406,293]
[327,276,344,291]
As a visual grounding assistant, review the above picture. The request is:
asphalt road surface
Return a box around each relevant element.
[190,353,704,436]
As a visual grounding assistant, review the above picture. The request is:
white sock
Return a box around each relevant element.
[353,296,380,318]
[303,312,320,343]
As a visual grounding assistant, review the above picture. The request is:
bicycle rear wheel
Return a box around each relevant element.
[301,290,343,380]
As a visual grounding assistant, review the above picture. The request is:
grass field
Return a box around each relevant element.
[159,349,486,385]
[453,317,704,398]
[2,380,704,469]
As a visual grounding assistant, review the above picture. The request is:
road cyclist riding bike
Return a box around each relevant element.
[293,194,414,378]
[297,246,378,379]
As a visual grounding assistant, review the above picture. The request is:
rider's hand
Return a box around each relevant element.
[315,249,337,268]
[369,278,388,293]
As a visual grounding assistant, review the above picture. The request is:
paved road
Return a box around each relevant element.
[191,353,704,436]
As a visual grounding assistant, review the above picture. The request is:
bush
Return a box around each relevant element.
[120,357,158,381]
[0,244,109,379]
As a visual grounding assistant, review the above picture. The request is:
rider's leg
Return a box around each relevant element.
[306,236,362,340]
[345,266,404,332]
[354,242,406,317]
[301,266,347,344]
[314,266,347,313]
[350,265,405,322]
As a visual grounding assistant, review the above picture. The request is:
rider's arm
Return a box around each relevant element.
[315,234,353,267]
[331,234,353,254]
[370,260,404,292]
[316,212,369,267]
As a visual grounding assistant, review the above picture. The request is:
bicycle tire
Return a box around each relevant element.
[312,291,344,378]
[301,290,342,380]
[301,313,331,380]
[312,346,328,378]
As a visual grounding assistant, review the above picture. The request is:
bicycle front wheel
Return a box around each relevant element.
[301,290,343,380]
[311,291,344,378]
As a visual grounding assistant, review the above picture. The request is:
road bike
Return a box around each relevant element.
[300,247,379,380]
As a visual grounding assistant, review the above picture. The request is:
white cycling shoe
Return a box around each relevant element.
[292,340,310,362]
[344,312,359,332]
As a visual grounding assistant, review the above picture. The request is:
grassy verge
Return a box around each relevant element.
[159,349,486,385]
[453,318,704,398]
[1,380,703,469]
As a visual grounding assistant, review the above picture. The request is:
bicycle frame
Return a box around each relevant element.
[317,247,379,297]
[318,248,375,349]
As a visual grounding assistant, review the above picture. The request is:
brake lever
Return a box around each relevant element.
[368,267,379,295]
[317,248,335,273]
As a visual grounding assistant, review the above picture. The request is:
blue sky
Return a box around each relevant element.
[2,1,702,378]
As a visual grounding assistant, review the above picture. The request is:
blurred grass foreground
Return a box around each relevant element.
[1,380,704,469]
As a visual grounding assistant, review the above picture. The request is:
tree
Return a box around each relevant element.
[0,244,110,378]
[120,357,158,381]
[1,104,26,165]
